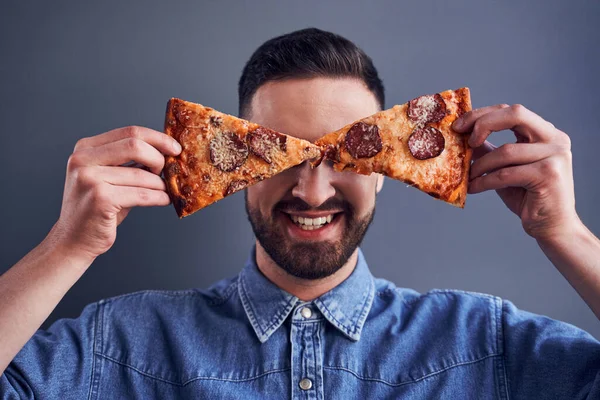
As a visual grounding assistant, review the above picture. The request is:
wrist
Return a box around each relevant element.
[42,223,98,268]
[534,216,589,248]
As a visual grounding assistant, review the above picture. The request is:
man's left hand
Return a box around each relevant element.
[453,104,579,241]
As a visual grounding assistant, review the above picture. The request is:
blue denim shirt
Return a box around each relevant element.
[3,249,600,399]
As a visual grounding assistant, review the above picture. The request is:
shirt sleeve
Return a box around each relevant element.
[502,299,600,399]
[0,301,99,399]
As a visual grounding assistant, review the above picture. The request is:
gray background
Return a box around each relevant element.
[1,0,599,337]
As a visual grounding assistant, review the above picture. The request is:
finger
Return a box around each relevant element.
[112,186,171,209]
[468,164,538,194]
[96,166,167,191]
[470,143,557,180]
[471,140,496,161]
[76,138,166,175]
[453,104,509,132]
[466,105,556,148]
[75,126,182,156]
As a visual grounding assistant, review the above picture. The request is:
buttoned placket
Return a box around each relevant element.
[290,302,324,400]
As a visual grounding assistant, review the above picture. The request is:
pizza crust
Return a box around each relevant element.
[163,98,322,217]
[314,88,473,207]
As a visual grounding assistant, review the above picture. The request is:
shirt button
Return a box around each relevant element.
[300,307,312,319]
[299,378,313,390]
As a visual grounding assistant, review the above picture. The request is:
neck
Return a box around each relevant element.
[254,240,358,301]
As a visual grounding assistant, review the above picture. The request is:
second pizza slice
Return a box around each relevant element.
[164,98,322,217]
[314,88,473,207]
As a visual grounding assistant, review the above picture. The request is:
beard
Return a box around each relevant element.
[245,193,375,280]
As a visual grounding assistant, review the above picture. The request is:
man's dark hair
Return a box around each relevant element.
[238,28,385,118]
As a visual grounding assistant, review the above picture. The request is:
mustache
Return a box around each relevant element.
[274,198,351,213]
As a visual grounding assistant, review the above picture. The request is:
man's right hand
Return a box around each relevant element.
[49,126,182,262]
[0,126,182,375]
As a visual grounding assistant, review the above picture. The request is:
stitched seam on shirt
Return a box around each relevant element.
[499,300,511,399]
[356,278,375,330]
[87,302,98,400]
[98,289,203,305]
[96,353,290,386]
[240,272,296,336]
[239,273,263,336]
[428,289,498,300]
[89,301,106,400]
[317,303,352,336]
[317,278,373,337]
[324,353,501,387]
[264,296,296,333]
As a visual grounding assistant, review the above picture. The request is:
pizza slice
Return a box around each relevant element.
[313,88,473,207]
[163,98,322,217]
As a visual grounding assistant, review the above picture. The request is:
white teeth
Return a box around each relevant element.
[289,214,335,230]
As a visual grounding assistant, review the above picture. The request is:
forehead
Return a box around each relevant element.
[248,77,380,142]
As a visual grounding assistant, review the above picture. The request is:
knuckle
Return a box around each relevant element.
[472,119,486,136]
[67,152,84,171]
[496,168,512,182]
[125,137,143,153]
[137,188,150,202]
[77,167,97,187]
[124,126,143,140]
[556,131,572,149]
[509,104,528,121]
[499,143,517,158]
[74,137,89,151]
[540,158,562,178]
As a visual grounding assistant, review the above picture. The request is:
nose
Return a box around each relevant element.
[291,162,336,208]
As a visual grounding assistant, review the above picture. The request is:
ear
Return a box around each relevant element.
[375,173,384,193]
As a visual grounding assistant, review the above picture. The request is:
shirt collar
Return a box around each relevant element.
[238,247,375,343]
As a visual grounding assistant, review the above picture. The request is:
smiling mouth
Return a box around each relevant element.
[287,214,336,230]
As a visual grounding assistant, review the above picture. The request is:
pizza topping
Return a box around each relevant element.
[181,185,193,196]
[209,115,223,127]
[209,131,249,172]
[344,122,382,158]
[247,127,287,164]
[407,127,445,160]
[224,179,248,196]
[324,144,340,163]
[407,94,446,125]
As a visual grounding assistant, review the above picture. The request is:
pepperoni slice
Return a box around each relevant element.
[224,179,248,196]
[344,122,382,159]
[407,94,447,125]
[247,127,287,164]
[209,132,248,172]
[407,127,445,160]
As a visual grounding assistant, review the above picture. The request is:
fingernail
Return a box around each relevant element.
[173,141,182,153]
